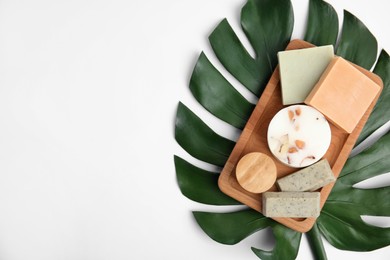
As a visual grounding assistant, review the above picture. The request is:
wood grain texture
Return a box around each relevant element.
[218,39,383,233]
[236,152,277,193]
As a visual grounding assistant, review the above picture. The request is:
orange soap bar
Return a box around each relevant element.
[305,57,381,133]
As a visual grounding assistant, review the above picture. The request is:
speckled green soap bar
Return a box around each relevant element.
[262,192,320,218]
[276,159,335,192]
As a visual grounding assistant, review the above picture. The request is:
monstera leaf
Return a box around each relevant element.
[174,0,390,259]
[318,131,390,251]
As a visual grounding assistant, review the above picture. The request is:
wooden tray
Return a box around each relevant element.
[218,39,383,233]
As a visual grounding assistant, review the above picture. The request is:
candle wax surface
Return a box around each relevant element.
[267,105,331,168]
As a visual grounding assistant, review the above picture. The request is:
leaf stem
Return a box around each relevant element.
[307,223,328,260]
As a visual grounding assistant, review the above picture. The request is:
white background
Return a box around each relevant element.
[0,0,389,259]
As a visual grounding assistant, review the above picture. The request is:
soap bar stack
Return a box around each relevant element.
[278,45,381,133]
[262,159,335,218]
[278,45,334,105]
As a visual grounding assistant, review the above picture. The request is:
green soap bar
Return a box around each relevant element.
[262,192,320,218]
[276,159,336,192]
[278,45,334,105]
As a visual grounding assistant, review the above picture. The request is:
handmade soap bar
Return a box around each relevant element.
[262,192,320,218]
[305,57,381,133]
[278,45,334,105]
[267,105,331,168]
[276,159,335,192]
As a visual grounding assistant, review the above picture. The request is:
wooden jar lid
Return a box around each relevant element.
[236,152,277,193]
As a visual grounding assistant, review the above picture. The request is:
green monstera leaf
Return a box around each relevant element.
[304,0,339,47]
[318,131,390,251]
[174,0,390,259]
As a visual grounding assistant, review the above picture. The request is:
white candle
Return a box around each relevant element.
[267,105,331,168]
